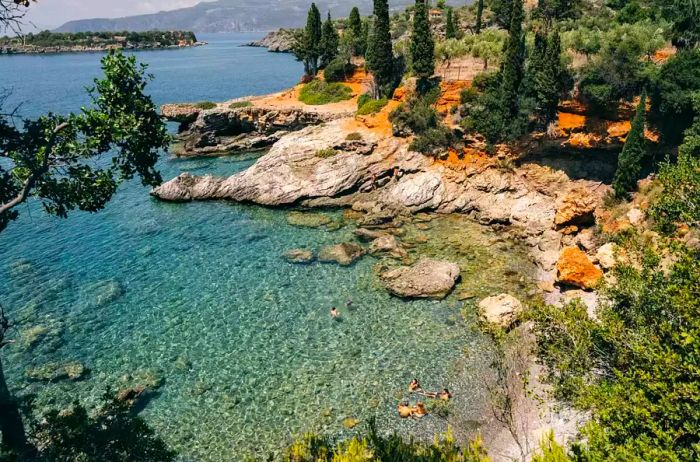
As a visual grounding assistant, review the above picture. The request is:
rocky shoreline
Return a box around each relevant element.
[155,83,625,459]
[246,29,296,53]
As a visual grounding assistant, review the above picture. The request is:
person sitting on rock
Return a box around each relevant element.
[412,402,428,418]
[437,388,452,401]
[398,402,413,418]
[409,378,421,392]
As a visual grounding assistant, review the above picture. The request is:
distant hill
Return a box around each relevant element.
[55,0,417,33]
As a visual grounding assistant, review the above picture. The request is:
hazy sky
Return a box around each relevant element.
[24,0,208,29]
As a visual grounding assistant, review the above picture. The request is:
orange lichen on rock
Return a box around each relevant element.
[393,86,407,102]
[566,132,603,148]
[435,80,470,115]
[436,147,490,170]
[653,47,676,64]
[556,246,603,290]
[607,120,631,139]
[558,111,587,132]
[559,100,588,116]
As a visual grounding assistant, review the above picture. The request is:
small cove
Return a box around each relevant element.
[0,34,538,460]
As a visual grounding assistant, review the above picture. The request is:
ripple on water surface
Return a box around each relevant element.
[0,157,537,461]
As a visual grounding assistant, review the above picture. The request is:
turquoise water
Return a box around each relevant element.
[0,35,536,460]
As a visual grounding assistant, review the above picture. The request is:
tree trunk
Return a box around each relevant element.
[0,355,29,455]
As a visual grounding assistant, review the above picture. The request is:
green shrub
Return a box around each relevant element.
[460,87,478,105]
[194,101,217,110]
[357,93,372,110]
[357,98,388,115]
[228,101,253,109]
[298,79,353,105]
[324,58,355,83]
[410,126,456,156]
[315,147,337,158]
[345,132,363,141]
[530,242,700,461]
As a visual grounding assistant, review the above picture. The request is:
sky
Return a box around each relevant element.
[23,0,208,30]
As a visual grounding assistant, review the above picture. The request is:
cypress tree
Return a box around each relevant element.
[366,0,394,96]
[411,0,435,82]
[530,29,563,125]
[361,18,370,57]
[614,93,648,198]
[297,3,322,76]
[320,12,339,67]
[476,0,484,34]
[492,0,514,30]
[445,8,457,39]
[349,7,364,56]
[500,0,525,118]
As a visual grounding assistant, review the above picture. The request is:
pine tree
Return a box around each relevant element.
[613,93,648,198]
[446,8,457,39]
[366,0,394,96]
[348,6,364,56]
[500,0,525,118]
[476,0,484,34]
[320,12,339,67]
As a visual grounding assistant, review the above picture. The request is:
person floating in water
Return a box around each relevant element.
[412,402,428,418]
[409,378,421,392]
[330,307,340,318]
[398,402,413,418]
[345,299,353,308]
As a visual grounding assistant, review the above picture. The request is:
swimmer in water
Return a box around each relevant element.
[331,307,340,318]
[409,378,421,392]
[437,388,452,401]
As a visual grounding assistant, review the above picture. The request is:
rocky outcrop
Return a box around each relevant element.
[318,243,366,266]
[247,29,296,52]
[162,105,349,157]
[380,259,460,299]
[554,187,599,228]
[478,294,523,328]
[556,246,603,290]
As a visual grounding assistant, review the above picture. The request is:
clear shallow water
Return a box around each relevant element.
[0,35,537,460]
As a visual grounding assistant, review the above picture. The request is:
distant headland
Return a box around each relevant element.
[0,30,205,55]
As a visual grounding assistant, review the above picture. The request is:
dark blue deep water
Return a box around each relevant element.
[0,34,536,460]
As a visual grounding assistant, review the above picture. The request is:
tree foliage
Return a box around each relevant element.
[445,8,457,40]
[366,0,395,97]
[613,93,648,197]
[650,49,700,144]
[0,50,169,233]
[292,3,322,76]
[500,0,526,119]
[529,29,568,126]
[411,0,435,83]
[319,12,339,68]
[348,6,366,56]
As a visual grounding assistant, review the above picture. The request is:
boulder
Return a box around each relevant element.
[26,362,88,382]
[369,235,408,259]
[282,248,315,264]
[478,294,523,328]
[318,243,366,266]
[380,259,460,299]
[627,208,644,226]
[556,247,603,290]
[554,188,598,228]
[595,243,617,270]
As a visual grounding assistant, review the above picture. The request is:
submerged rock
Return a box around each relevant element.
[478,294,523,328]
[282,248,315,264]
[556,247,603,290]
[354,228,389,242]
[26,361,88,382]
[286,211,332,228]
[369,235,408,259]
[380,259,460,299]
[318,243,365,266]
